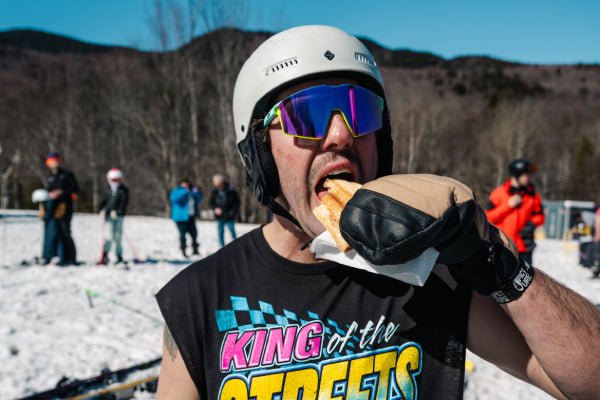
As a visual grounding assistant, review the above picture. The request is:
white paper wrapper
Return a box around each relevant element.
[310,231,439,286]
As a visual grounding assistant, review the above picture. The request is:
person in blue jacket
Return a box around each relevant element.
[170,178,202,257]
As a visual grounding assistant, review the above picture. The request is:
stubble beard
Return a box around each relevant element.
[277,149,363,239]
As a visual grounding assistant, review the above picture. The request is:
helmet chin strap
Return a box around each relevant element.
[267,197,301,229]
[267,197,315,251]
[246,128,304,232]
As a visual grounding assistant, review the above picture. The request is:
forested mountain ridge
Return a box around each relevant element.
[1,28,599,220]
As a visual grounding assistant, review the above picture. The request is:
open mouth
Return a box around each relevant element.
[315,168,355,198]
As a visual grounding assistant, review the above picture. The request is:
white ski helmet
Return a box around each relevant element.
[32,188,50,203]
[233,25,393,209]
[106,168,123,181]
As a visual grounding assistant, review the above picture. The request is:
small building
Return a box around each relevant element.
[542,200,596,240]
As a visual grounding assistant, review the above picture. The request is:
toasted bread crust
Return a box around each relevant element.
[313,179,361,252]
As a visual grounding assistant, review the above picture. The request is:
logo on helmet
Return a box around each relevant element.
[324,50,335,61]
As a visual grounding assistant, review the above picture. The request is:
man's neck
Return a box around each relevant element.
[262,215,323,264]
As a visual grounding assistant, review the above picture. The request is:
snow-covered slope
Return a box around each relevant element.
[1,210,598,399]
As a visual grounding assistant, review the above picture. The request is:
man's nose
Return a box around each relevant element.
[321,112,354,150]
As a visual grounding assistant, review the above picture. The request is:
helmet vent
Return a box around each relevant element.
[264,58,299,76]
[355,52,376,68]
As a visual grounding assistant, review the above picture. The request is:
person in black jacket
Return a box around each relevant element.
[44,152,78,266]
[209,173,240,247]
[99,168,129,264]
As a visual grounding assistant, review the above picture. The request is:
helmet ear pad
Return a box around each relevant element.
[238,127,280,206]
[253,130,280,199]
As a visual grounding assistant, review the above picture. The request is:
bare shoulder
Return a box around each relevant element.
[156,325,200,400]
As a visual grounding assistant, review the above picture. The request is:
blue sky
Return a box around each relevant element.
[0,0,598,64]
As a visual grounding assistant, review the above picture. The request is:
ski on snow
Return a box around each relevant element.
[64,375,158,400]
[16,357,162,400]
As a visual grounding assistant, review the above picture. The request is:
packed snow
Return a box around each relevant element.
[1,209,599,399]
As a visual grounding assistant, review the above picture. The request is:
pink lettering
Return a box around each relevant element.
[263,326,297,366]
[220,322,324,371]
[221,331,254,371]
[248,329,267,368]
[295,322,323,360]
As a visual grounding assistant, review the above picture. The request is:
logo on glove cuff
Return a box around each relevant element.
[513,261,533,292]
[491,291,511,303]
[491,261,534,303]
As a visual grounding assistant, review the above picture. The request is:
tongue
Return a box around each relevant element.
[315,179,328,196]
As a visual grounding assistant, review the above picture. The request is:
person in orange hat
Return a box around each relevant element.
[44,152,78,265]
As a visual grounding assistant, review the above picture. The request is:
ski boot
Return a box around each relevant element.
[116,255,124,264]
[192,243,200,255]
[180,244,188,258]
[100,253,109,265]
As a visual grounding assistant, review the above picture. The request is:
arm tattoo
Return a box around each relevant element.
[163,325,178,362]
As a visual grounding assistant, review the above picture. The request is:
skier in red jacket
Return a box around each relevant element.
[486,159,545,265]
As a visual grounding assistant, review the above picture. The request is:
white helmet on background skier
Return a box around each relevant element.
[232,25,393,217]
[106,168,123,182]
[31,188,51,203]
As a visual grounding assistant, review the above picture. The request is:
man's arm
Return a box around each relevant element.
[119,186,129,214]
[208,190,217,210]
[156,325,200,400]
[170,187,190,206]
[337,174,600,398]
[469,270,600,399]
[68,170,79,196]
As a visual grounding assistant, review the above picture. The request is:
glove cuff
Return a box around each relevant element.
[490,258,535,303]
[448,226,525,298]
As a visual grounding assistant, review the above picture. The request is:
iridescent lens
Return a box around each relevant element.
[264,84,384,139]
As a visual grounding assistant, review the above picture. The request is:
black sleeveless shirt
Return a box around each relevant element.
[156,228,471,399]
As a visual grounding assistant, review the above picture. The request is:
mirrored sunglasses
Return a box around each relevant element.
[263,84,384,139]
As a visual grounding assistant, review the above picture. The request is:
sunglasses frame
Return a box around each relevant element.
[263,84,384,140]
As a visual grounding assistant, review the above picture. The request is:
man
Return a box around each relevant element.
[44,151,78,265]
[156,26,600,399]
[486,158,545,265]
[170,178,202,257]
[208,173,240,247]
[99,168,129,265]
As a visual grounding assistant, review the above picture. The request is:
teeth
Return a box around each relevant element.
[327,168,351,177]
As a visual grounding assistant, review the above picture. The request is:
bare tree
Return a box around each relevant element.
[194,1,259,221]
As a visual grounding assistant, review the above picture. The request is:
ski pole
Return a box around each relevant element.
[99,220,106,265]
[123,232,143,264]
[84,288,162,324]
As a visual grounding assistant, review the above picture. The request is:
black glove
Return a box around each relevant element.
[339,174,534,302]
